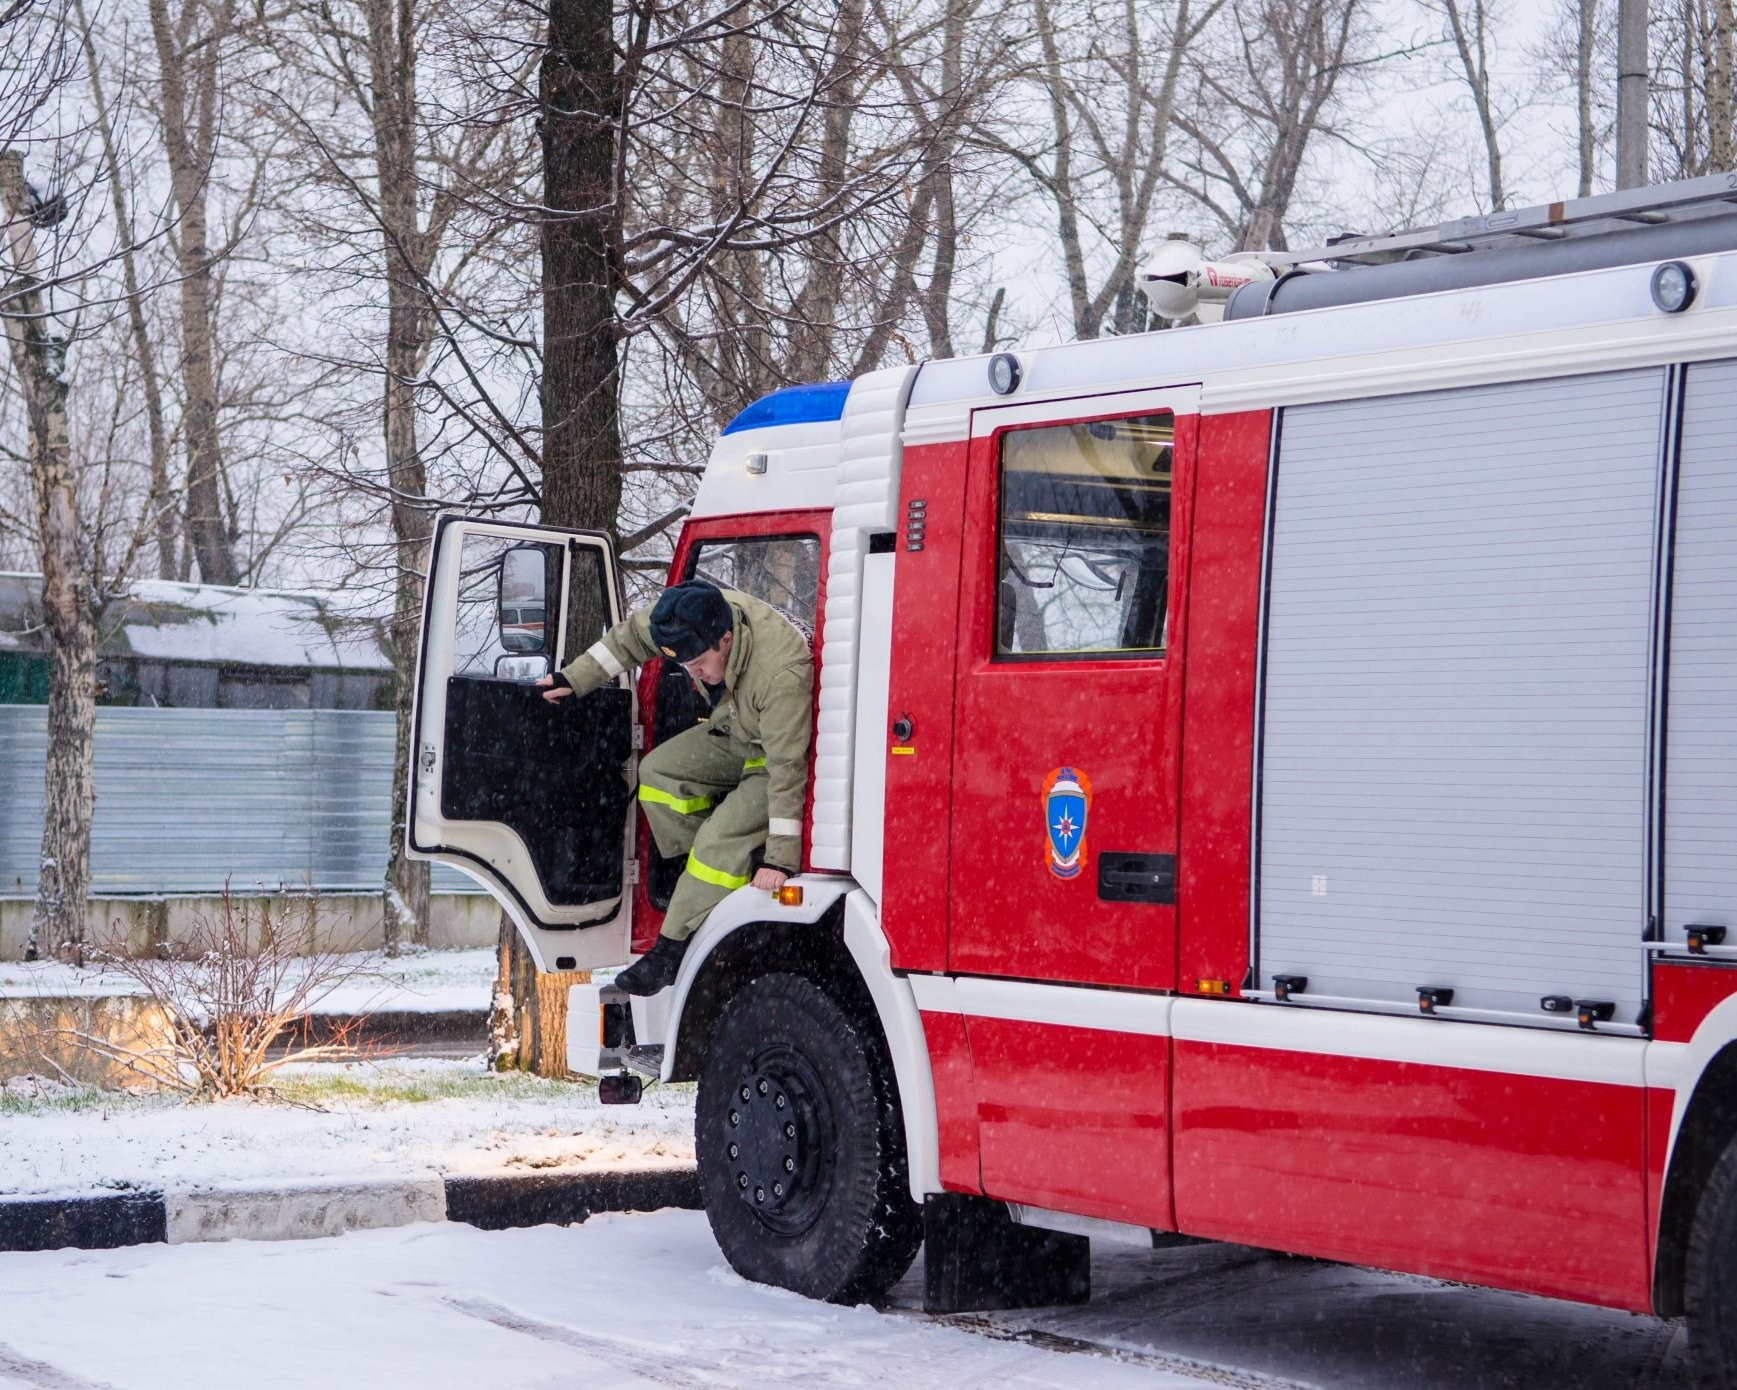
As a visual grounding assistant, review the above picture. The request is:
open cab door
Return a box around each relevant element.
[408,515,636,972]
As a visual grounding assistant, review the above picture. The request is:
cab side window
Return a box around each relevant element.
[688,534,821,642]
[996,413,1172,659]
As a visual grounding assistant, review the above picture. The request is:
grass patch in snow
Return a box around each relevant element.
[270,1065,576,1108]
[1,1086,111,1116]
[0,1084,183,1118]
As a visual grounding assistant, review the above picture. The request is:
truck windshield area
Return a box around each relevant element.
[996,413,1172,658]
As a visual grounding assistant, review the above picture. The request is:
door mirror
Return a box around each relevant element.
[498,546,548,653]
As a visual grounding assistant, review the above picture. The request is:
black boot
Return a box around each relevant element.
[614,934,690,996]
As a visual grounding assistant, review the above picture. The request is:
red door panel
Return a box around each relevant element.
[1172,1038,1653,1310]
[945,408,1196,990]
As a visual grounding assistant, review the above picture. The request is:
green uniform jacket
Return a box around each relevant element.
[559,589,814,872]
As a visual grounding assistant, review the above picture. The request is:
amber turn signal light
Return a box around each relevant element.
[776,884,804,907]
[1195,979,1231,996]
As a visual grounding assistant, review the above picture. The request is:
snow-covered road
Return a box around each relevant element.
[0,1210,1693,1389]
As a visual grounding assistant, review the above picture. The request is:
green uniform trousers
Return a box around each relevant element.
[637,724,770,941]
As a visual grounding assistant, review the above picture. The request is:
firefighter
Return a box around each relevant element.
[538,579,812,996]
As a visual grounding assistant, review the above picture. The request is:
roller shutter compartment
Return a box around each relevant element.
[1664,359,1737,953]
[1256,370,1664,1025]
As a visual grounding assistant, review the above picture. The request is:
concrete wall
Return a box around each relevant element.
[0,893,500,961]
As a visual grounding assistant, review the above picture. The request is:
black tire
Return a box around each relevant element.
[1688,1132,1737,1387]
[696,971,922,1304]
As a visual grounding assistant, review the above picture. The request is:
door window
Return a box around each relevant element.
[452,534,560,676]
[688,534,821,639]
[996,413,1172,658]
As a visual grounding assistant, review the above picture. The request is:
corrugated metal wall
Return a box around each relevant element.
[0,707,478,895]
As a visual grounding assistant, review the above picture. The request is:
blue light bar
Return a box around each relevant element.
[720,381,851,436]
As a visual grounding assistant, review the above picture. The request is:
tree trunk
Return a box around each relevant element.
[366,0,432,954]
[1710,0,1735,175]
[539,0,623,537]
[1576,0,1596,196]
[496,0,626,1075]
[148,0,240,586]
[0,150,97,966]
[1441,0,1505,210]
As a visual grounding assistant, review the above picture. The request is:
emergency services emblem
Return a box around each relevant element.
[1043,766,1092,880]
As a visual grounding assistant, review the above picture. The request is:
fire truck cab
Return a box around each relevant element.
[410,174,1737,1379]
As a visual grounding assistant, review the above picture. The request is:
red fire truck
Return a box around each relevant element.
[409,174,1737,1380]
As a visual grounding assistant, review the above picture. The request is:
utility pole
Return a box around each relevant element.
[1615,0,1648,189]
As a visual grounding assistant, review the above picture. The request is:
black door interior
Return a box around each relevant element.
[440,677,634,907]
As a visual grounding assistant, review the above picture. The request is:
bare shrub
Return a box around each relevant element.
[74,888,381,1097]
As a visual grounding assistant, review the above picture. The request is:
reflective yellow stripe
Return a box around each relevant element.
[638,785,713,815]
[742,757,766,770]
[686,853,750,890]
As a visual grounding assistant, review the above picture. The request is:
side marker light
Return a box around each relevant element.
[1687,924,1728,955]
[1416,986,1454,1015]
[1196,979,1231,996]
[776,884,804,907]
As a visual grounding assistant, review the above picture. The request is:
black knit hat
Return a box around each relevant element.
[649,580,732,662]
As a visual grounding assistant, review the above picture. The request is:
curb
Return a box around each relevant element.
[0,1168,701,1254]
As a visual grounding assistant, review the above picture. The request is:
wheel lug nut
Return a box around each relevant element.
[784,1123,796,1139]
[775,1095,786,1109]
[757,1079,769,1095]
[738,1173,748,1188]
[772,1183,784,1198]
[755,1187,765,1203]
[740,1085,751,1102]
[783,1156,795,1172]
[729,1111,739,1126]
[728,1144,739,1159]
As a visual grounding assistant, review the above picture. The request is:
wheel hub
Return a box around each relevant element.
[722,1046,832,1234]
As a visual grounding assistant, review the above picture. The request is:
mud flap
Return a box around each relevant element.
[921,1193,1090,1313]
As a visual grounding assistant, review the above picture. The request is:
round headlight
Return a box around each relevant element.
[1651,260,1698,314]
[987,352,1022,395]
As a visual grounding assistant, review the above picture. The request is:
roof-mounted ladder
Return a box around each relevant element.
[1270,171,1737,269]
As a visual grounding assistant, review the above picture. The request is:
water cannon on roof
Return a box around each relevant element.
[1136,241,1277,323]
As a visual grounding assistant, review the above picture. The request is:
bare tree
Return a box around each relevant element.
[1170,0,1373,252]
[75,0,177,579]
[267,0,544,949]
[1576,0,1600,194]
[148,0,243,584]
[0,151,98,964]
[1426,0,1509,210]
[1652,0,1736,180]
[1005,0,1220,340]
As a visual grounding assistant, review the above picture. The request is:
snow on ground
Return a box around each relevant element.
[0,1210,1697,1390]
[0,1057,693,1197]
[0,945,498,1014]
[0,1214,1196,1390]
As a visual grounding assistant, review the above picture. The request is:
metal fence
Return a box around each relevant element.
[0,707,478,896]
